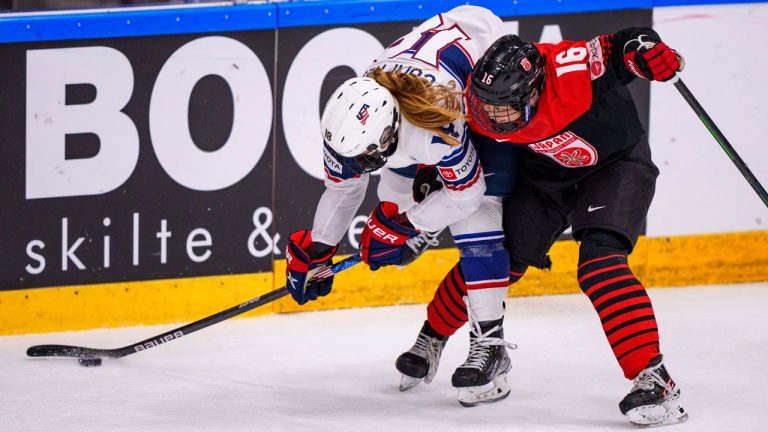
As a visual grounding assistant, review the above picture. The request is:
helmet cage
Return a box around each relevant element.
[334,108,399,174]
[467,35,545,134]
[466,84,536,134]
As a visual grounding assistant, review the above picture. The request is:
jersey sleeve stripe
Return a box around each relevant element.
[437,132,482,191]
[324,167,344,183]
[431,135,451,146]
[324,143,361,182]
[443,164,481,191]
[439,140,468,164]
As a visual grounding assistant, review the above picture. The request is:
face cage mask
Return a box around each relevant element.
[466,84,535,134]
[341,150,387,174]
[338,111,400,175]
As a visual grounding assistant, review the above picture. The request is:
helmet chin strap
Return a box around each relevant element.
[383,130,399,157]
[523,103,532,122]
[489,102,533,133]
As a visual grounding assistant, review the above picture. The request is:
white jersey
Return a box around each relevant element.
[312,6,505,246]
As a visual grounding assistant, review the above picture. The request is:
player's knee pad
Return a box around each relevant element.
[578,228,631,263]
[457,241,509,322]
[509,260,528,284]
[458,241,510,291]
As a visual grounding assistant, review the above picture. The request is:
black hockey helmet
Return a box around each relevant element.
[466,34,545,134]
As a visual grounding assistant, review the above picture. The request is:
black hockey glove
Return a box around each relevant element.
[412,164,443,203]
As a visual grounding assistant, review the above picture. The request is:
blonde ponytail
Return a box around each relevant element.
[369,68,463,146]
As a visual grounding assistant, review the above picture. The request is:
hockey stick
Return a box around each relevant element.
[26,253,363,362]
[672,76,768,208]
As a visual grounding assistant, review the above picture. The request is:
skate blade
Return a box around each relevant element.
[457,374,511,407]
[399,375,423,392]
[627,395,688,428]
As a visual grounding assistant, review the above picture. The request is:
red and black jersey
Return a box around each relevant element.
[468,28,660,188]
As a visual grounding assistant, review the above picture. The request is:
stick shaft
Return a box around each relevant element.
[27,254,363,359]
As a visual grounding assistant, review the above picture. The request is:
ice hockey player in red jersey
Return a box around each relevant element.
[457,30,687,427]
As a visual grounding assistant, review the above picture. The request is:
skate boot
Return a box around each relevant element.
[399,230,441,268]
[451,317,517,407]
[619,355,688,427]
[395,320,449,391]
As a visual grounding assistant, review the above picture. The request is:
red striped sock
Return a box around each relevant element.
[578,254,660,379]
[426,263,468,337]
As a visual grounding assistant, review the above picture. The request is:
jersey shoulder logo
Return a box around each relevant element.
[527,131,598,168]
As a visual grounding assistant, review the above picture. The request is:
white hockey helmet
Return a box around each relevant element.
[320,77,400,174]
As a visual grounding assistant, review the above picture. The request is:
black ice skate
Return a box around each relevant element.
[395,320,448,391]
[619,355,688,428]
[451,316,517,407]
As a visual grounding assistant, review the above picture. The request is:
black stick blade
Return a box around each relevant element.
[27,344,109,358]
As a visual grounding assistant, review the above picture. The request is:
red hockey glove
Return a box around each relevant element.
[285,230,337,305]
[360,202,420,271]
[623,36,683,82]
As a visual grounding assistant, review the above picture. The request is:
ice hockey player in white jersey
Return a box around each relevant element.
[284,6,517,407]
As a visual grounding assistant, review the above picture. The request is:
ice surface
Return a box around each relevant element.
[2,283,767,432]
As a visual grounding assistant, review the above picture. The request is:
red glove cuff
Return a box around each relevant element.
[286,230,312,273]
[377,201,401,219]
[368,203,415,245]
